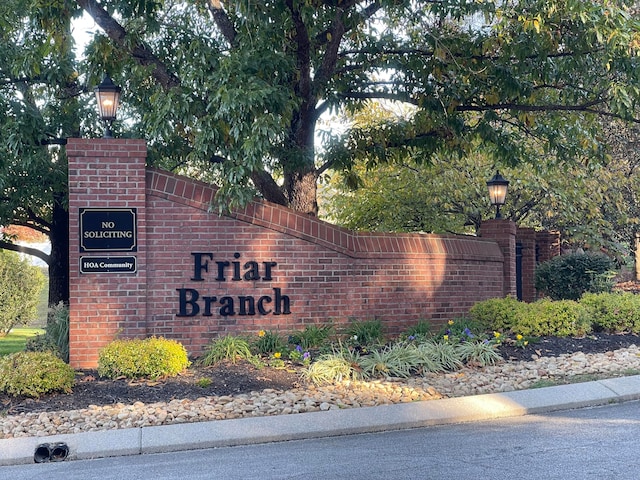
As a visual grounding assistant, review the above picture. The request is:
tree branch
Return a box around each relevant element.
[250,170,288,206]
[75,0,181,91]
[0,241,50,265]
[206,0,237,46]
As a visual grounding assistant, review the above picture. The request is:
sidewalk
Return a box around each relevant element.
[2,374,640,466]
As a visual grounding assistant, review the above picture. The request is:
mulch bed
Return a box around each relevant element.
[3,333,640,417]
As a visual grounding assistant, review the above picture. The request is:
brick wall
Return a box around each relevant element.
[68,139,508,368]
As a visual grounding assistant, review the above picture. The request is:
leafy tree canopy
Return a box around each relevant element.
[75,0,640,213]
[1,0,639,304]
[323,103,640,263]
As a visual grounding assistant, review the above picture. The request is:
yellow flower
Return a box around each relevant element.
[524,341,529,346]
[258,330,266,337]
[516,334,523,341]
[443,335,449,341]
[274,352,281,359]
[448,320,455,326]
[493,331,501,338]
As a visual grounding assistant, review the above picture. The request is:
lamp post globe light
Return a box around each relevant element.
[486,171,509,219]
[94,74,121,138]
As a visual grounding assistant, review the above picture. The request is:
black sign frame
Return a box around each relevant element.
[80,208,137,252]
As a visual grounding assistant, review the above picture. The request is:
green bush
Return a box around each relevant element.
[534,252,615,301]
[0,250,46,335]
[417,339,464,371]
[358,343,420,378]
[344,318,384,346]
[98,337,191,380]
[515,299,591,337]
[288,324,334,349]
[302,348,363,385]
[253,330,287,355]
[26,302,69,362]
[198,334,254,366]
[468,296,528,332]
[469,296,591,337]
[402,320,433,339]
[0,351,75,398]
[456,341,502,367]
[580,292,640,334]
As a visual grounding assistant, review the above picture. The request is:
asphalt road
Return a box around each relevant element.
[4,400,640,480]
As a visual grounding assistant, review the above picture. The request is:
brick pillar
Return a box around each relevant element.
[479,219,517,297]
[516,227,537,302]
[536,230,561,263]
[67,139,148,369]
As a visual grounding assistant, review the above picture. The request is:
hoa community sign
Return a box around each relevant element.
[79,208,137,273]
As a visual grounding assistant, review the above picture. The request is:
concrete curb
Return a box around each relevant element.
[2,375,640,466]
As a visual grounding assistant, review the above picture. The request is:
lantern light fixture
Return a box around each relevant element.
[94,74,121,138]
[486,170,509,219]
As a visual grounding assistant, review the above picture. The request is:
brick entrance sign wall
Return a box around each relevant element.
[68,139,512,369]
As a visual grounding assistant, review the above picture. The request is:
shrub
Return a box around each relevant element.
[403,320,433,339]
[198,334,254,366]
[468,296,528,332]
[344,318,384,346]
[288,324,335,350]
[26,302,69,362]
[0,250,46,335]
[535,252,616,301]
[302,348,363,385]
[515,299,591,337]
[253,330,287,355]
[98,337,190,380]
[580,292,640,334]
[417,339,463,371]
[0,351,75,398]
[358,343,421,379]
[456,341,503,367]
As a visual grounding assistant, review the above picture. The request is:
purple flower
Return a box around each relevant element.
[296,345,303,352]
[463,327,475,338]
[303,352,310,359]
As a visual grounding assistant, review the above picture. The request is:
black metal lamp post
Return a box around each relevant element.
[94,75,121,138]
[486,171,509,219]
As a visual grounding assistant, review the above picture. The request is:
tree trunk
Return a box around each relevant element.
[284,166,318,215]
[48,194,69,306]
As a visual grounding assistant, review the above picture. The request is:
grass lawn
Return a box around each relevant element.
[0,328,45,356]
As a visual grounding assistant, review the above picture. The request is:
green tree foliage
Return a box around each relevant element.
[0,251,46,335]
[0,0,94,304]
[323,103,640,261]
[76,0,640,215]
[2,0,640,304]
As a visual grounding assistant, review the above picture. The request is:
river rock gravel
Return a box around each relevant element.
[2,345,640,439]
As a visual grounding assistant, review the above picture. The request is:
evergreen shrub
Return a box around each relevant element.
[469,297,591,337]
[535,252,615,300]
[516,299,591,337]
[580,292,640,334]
[0,351,75,398]
[98,337,190,380]
[468,296,528,332]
